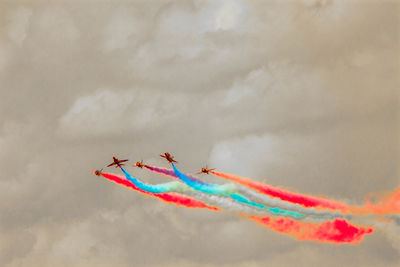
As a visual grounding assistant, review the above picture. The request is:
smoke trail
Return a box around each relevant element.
[144,166,281,214]
[98,172,219,211]
[212,171,400,216]
[96,171,378,244]
[350,189,400,215]
[190,192,265,214]
[211,171,349,212]
[247,215,374,244]
[120,167,192,194]
[144,165,206,184]
[240,186,346,220]
[148,164,344,219]
[119,167,270,214]
[171,164,305,218]
[146,165,347,219]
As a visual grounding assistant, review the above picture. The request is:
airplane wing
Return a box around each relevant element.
[119,159,128,163]
[107,163,115,167]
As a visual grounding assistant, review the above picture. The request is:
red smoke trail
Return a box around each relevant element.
[247,215,373,244]
[100,172,220,211]
[211,171,349,212]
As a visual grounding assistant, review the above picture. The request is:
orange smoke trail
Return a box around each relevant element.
[247,215,374,244]
[350,188,400,215]
[211,171,349,212]
[99,172,220,211]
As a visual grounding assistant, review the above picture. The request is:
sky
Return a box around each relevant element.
[0,0,399,266]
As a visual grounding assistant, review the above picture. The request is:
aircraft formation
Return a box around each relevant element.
[94,153,210,176]
[92,152,400,245]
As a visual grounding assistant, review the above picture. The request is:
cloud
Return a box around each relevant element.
[159,0,246,35]
[209,134,278,177]
[58,88,190,138]
[0,1,399,266]
[59,89,135,136]
[102,7,144,52]
[52,221,96,261]
[34,6,79,44]
[4,6,32,46]
[223,68,270,105]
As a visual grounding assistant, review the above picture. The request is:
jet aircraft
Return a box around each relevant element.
[197,166,215,175]
[160,152,177,163]
[94,169,103,176]
[134,160,146,168]
[107,157,128,168]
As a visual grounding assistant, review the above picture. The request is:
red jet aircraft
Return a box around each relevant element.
[197,166,215,175]
[107,157,128,168]
[134,160,146,168]
[94,168,103,176]
[160,152,177,163]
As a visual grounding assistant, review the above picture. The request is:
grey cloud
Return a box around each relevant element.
[0,0,399,266]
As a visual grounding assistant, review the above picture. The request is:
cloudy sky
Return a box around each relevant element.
[0,0,399,266]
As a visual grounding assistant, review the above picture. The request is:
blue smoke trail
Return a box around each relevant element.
[171,164,304,218]
[120,167,191,194]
